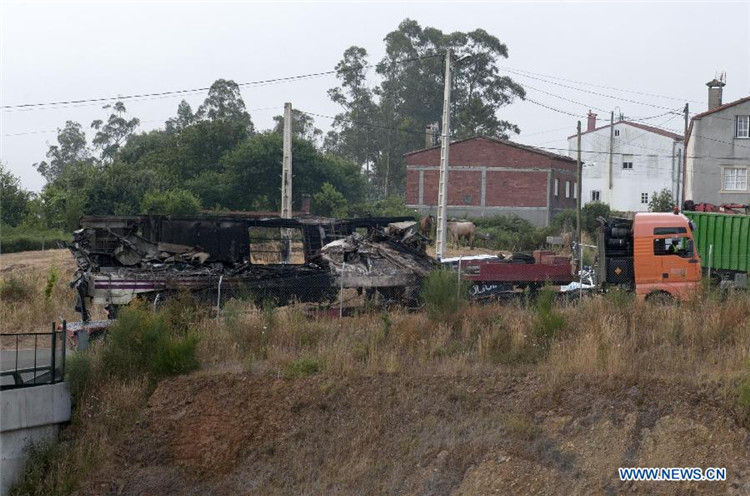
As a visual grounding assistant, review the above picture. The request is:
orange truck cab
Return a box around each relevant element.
[596,213,702,301]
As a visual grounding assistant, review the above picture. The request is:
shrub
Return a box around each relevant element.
[0,276,32,302]
[65,353,94,403]
[533,287,565,344]
[0,225,67,254]
[9,439,73,496]
[140,188,201,216]
[43,267,59,302]
[738,375,750,427]
[282,357,320,378]
[101,303,200,381]
[422,269,469,322]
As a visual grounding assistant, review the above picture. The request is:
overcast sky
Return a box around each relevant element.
[2,1,749,192]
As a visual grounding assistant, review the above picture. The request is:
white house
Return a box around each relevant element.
[568,112,684,212]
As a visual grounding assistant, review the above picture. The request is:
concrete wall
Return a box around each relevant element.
[568,122,683,212]
[1,383,71,495]
[686,99,750,204]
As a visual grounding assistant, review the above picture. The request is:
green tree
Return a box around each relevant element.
[165,100,196,134]
[221,133,365,212]
[649,188,674,212]
[34,121,91,182]
[326,20,525,198]
[581,201,611,236]
[313,182,348,217]
[0,162,31,226]
[141,189,202,215]
[196,79,254,133]
[91,102,140,162]
[272,109,322,143]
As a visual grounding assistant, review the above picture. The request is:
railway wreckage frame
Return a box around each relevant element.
[69,214,435,320]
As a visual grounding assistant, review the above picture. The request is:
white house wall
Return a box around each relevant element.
[568,123,683,212]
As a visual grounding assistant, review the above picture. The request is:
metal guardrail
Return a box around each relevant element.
[0,322,67,390]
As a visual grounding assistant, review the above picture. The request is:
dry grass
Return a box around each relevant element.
[6,249,750,495]
[195,290,750,385]
[0,249,105,334]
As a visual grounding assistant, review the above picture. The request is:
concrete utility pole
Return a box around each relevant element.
[281,102,293,219]
[281,102,293,263]
[608,111,614,192]
[576,120,582,248]
[435,49,453,261]
[681,103,689,206]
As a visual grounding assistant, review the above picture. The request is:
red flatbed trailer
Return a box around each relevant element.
[444,251,575,299]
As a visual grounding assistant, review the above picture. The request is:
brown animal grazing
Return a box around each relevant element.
[447,221,476,248]
[419,215,435,238]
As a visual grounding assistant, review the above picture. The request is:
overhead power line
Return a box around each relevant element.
[1,53,442,112]
[499,65,705,105]
[501,68,681,112]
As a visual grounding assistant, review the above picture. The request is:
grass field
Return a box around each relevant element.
[5,249,750,495]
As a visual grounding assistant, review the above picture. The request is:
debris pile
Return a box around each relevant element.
[68,214,435,319]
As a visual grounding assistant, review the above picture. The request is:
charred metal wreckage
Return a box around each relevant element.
[69,214,435,320]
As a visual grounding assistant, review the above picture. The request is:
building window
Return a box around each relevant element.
[641,193,649,204]
[573,183,577,199]
[554,178,559,197]
[591,190,600,201]
[565,181,570,198]
[622,154,634,170]
[737,116,750,138]
[614,129,620,137]
[724,167,748,191]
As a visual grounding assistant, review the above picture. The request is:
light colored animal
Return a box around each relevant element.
[419,215,435,238]
[447,221,476,248]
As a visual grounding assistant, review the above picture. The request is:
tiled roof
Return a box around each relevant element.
[403,135,577,163]
[568,121,683,141]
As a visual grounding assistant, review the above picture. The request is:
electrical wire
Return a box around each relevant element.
[1,53,442,112]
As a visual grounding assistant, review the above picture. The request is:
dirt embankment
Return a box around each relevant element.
[76,372,750,496]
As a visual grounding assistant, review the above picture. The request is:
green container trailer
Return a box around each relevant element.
[684,211,750,276]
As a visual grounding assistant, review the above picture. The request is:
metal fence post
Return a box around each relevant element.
[339,262,345,319]
[457,256,462,302]
[50,322,57,384]
[708,244,713,284]
[61,321,67,382]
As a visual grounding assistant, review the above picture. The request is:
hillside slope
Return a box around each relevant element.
[76,372,750,496]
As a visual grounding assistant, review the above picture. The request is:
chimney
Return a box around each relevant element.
[586,110,597,132]
[706,78,725,110]
[300,194,311,215]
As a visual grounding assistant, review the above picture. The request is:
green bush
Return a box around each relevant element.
[422,269,469,322]
[282,357,320,378]
[739,375,750,427]
[0,276,33,302]
[102,304,200,381]
[140,188,201,216]
[9,439,75,496]
[350,196,416,218]
[533,287,566,345]
[65,353,94,403]
[43,267,59,302]
[0,225,67,254]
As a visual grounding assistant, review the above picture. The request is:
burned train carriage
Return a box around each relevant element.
[69,214,434,319]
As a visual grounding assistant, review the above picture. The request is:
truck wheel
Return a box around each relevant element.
[645,291,673,305]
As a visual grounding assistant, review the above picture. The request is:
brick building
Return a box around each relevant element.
[405,136,578,226]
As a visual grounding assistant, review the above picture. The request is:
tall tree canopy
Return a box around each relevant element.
[326,19,525,197]
[196,79,255,133]
[91,102,140,162]
[34,121,91,182]
[29,79,365,229]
